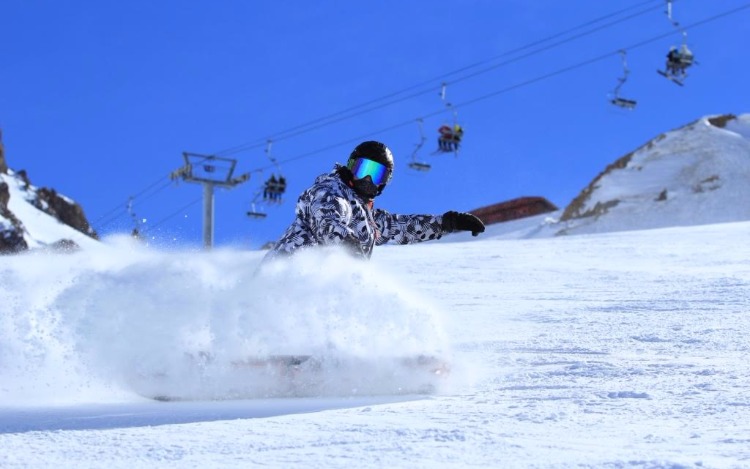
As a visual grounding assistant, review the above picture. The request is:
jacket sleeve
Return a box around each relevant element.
[372,208,444,246]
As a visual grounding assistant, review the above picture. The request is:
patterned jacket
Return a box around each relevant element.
[264,165,445,260]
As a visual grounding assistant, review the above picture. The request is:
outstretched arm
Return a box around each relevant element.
[374,209,485,245]
[373,209,442,245]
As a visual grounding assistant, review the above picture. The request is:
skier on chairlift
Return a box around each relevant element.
[437,124,463,152]
[665,44,694,78]
[263,175,277,201]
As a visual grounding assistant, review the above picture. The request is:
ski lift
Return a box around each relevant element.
[246,168,268,219]
[408,118,431,171]
[246,200,268,219]
[246,176,271,219]
[126,196,144,239]
[434,83,463,157]
[246,140,287,220]
[610,50,637,110]
[264,140,287,203]
[657,0,695,86]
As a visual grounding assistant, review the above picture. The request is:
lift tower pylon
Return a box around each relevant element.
[171,152,250,249]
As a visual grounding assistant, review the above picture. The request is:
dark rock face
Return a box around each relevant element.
[0,182,29,254]
[0,129,98,253]
[0,228,28,253]
[560,151,635,222]
[49,238,80,253]
[0,130,7,174]
[707,114,736,128]
[35,188,98,239]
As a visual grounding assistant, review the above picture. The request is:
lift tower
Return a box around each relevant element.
[171,152,249,249]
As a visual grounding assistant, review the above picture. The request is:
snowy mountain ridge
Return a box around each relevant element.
[554,113,750,236]
[0,168,99,252]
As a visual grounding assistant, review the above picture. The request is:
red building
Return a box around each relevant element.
[469,197,557,225]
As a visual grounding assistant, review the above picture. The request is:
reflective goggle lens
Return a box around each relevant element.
[349,158,389,185]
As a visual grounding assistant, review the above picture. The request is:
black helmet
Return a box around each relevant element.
[345,141,394,199]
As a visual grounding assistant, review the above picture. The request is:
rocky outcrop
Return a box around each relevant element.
[560,149,637,222]
[0,129,98,253]
[0,181,29,253]
[707,114,736,128]
[34,187,98,239]
[0,129,7,174]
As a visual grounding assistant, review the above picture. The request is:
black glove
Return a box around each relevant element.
[441,211,485,237]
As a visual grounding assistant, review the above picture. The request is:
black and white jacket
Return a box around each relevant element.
[264,165,445,260]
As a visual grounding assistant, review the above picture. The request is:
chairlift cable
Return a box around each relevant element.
[443,4,664,89]
[139,196,203,235]
[93,176,171,225]
[119,2,750,234]
[95,177,174,230]
[665,0,689,43]
[242,2,750,175]
[212,0,664,157]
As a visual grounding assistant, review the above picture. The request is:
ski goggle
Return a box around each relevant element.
[348,157,390,186]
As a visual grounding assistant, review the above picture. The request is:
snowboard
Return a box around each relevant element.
[146,354,450,402]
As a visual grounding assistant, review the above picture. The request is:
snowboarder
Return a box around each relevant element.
[262,140,484,261]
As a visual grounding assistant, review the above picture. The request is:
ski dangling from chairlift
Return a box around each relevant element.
[610,50,637,110]
[657,0,696,86]
[247,140,288,220]
[433,83,463,157]
[408,118,431,172]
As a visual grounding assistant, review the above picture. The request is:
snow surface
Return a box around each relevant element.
[2,220,750,468]
[2,114,750,467]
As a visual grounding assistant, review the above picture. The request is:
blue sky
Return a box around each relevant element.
[2,1,748,249]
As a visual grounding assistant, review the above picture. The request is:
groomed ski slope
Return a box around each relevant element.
[2,219,750,468]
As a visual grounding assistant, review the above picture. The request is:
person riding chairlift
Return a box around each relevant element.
[666,45,694,77]
[437,124,464,152]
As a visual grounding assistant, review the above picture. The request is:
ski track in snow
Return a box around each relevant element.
[2,223,750,468]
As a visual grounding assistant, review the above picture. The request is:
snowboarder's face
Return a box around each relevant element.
[351,176,380,201]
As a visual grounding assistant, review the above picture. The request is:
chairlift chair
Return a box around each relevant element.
[609,50,637,110]
[408,118,431,171]
[246,204,268,219]
[434,83,462,156]
[246,188,269,219]
[611,97,637,109]
[263,140,287,203]
[408,161,431,171]
[658,0,695,86]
